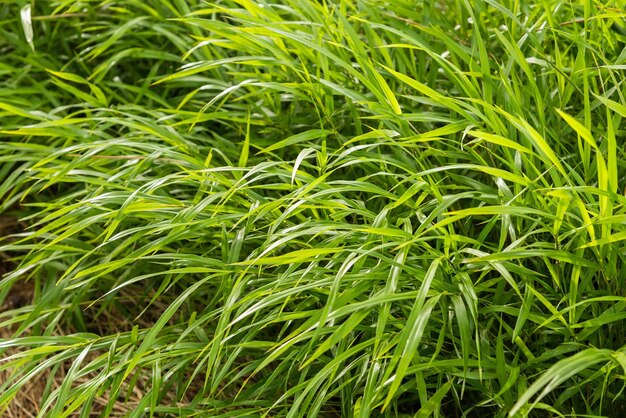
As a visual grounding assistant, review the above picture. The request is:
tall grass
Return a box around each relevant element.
[1,0,626,416]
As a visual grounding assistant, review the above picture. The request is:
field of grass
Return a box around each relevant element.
[1,0,626,416]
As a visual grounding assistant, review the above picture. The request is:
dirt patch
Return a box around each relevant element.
[0,283,207,416]
[0,287,144,417]
[0,214,209,416]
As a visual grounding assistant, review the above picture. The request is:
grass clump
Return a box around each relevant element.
[1,0,626,416]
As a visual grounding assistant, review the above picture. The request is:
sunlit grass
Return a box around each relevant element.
[1,0,626,416]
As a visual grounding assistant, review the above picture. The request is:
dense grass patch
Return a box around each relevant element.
[1,0,626,416]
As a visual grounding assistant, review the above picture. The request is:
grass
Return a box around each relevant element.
[1,0,626,416]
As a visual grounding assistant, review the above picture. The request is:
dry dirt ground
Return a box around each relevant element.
[0,215,239,417]
[0,215,147,417]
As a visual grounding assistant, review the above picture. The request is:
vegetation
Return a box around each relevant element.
[1,0,626,416]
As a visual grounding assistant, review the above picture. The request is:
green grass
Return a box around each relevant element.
[1,0,626,416]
